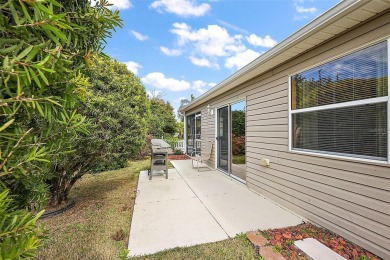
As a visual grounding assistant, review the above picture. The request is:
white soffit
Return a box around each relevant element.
[181,0,390,112]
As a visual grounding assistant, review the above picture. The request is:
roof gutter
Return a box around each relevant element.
[180,0,364,113]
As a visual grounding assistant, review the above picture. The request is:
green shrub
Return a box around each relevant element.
[0,189,46,259]
[149,99,178,138]
[164,135,179,149]
[174,150,184,155]
[0,0,122,209]
[49,55,150,205]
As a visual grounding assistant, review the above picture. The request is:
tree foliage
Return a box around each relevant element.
[0,0,122,206]
[85,56,150,171]
[0,0,122,256]
[231,110,245,137]
[0,188,45,259]
[149,98,177,138]
[177,94,195,122]
[232,110,245,156]
[48,55,150,204]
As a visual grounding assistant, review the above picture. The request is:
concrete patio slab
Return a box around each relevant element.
[172,160,219,179]
[136,178,195,204]
[138,169,181,183]
[199,191,303,237]
[128,160,303,257]
[184,174,246,197]
[129,196,228,256]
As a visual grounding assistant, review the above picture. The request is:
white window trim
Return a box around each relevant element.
[388,39,390,164]
[291,96,388,114]
[288,38,390,165]
[185,111,201,156]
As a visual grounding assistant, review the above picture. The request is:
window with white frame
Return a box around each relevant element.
[290,41,389,162]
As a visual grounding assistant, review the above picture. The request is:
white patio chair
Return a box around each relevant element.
[190,141,213,172]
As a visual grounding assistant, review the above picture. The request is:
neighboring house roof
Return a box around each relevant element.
[180,0,390,113]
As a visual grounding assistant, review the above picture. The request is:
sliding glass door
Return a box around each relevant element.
[186,112,201,155]
[217,106,229,172]
[217,101,246,182]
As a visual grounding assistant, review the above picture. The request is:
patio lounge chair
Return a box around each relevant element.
[190,140,213,172]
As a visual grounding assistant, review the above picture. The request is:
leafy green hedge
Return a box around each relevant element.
[163,135,179,150]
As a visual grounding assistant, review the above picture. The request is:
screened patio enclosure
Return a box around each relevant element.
[186,112,201,155]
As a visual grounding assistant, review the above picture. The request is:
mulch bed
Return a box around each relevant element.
[262,223,381,260]
[168,154,190,160]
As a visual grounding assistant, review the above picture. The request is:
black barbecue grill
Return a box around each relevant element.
[148,139,172,180]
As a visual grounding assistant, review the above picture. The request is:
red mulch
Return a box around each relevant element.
[168,154,190,160]
[263,223,381,260]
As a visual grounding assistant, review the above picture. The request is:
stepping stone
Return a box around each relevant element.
[259,247,285,260]
[246,231,268,247]
[246,232,285,259]
[295,238,346,260]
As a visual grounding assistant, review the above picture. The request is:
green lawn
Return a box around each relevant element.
[133,234,259,260]
[37,158,257,260]
[37,159,150,260]
[232,154,246,164]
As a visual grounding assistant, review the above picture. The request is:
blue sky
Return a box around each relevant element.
[103,0,340,117]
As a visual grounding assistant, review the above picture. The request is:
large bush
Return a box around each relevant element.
[48,56,150,204]
[86,56,150,171]
[0,0,122,255]
[149,98,177,138]
[0,0,121,207]
[0,188,45,259]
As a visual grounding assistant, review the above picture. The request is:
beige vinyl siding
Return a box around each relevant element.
[201,106,216,169]
[187,9,390,259]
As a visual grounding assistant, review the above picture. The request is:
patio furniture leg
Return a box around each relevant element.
[149,170,152,180]
[197,160,200,172]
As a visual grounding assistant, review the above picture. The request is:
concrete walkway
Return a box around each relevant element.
[128,160,303,257]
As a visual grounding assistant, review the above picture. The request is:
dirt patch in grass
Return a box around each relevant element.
[37,159,150,260]
[168,154,190,160]
[133,233,259,260]
[263,223,381,260]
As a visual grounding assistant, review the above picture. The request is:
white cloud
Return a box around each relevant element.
[189,56,216,68]
[123,61,142,75]
[192,80,209,94]
[142,72,191,91]
[296,6,317,14]
[170,23,245,57]
[92,0,132,10]
[150,0,210,17]
[131,30,148,41]
[217,19,249,35]
[293,0,318,20]
[165,22,275,70]
[246,34,277,48]
[224,49,260,70]
[142,72,215,94]
[189,80,216,94]
[160,46,182,56]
